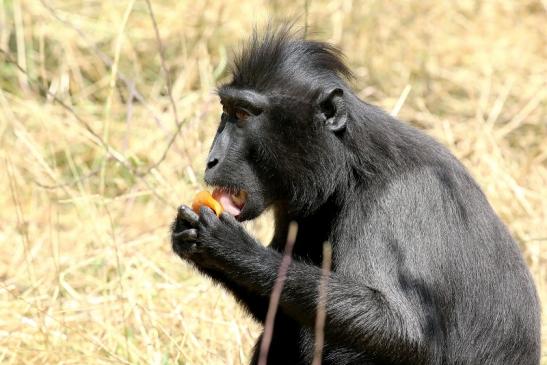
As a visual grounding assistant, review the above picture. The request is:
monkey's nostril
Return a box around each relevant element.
[207,158,219,170]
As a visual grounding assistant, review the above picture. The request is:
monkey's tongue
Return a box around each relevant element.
[212,188,246,216]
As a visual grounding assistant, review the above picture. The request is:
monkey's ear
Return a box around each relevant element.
[317,88,347,133]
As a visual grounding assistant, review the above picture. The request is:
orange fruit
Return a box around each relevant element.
[191,191,223,216]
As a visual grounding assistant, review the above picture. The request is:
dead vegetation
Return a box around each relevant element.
[0,1,545,364]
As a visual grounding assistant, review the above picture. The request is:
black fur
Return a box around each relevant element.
[172,27,540,365]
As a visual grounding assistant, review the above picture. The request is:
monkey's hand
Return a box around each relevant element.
[171,205,257,270]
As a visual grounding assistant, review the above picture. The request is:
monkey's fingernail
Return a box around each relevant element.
[173,229,198,241]
[179,206,200,224]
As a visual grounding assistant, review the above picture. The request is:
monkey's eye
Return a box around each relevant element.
[235,108,250,124]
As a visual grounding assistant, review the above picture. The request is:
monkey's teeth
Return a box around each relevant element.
[231,190,247,207]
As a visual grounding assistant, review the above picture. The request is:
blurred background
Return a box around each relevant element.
[0,0,545,364]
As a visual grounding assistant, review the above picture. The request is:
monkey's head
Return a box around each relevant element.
[204,27,353,221]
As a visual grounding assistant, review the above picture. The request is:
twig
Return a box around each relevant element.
[104,205,130,362]
[139,120,186,175]
[390,84,411,117]
[0,49,174,206]
[124,80,135,151]
[31,166,101,189]
[39,0,166,131]
[138,0,191,175]
[258,222,298,365]
[0,49,119,159]
[42,0,188,174]
[5,156,36,285]
[304,0,311,39]
[144,0,179,129]
[312,241,332,365]
[100,0,136,196]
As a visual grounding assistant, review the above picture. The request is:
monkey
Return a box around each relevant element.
[171,27,540,364]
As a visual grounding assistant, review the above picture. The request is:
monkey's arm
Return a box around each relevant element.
[173,207,423,359]
[173,205,425,361]
[217,244,426,362]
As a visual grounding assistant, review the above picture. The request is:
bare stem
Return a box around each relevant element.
[258,222,298,365]
[312,241,332,365]
[144,0,179,128]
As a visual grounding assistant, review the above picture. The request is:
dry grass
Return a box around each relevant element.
[0,0,545,364]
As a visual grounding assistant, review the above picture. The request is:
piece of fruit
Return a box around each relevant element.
[192,190,223,216]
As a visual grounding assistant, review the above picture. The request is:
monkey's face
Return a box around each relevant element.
[204,87,272,222]
[204,86,347,221]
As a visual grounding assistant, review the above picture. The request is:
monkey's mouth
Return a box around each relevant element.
[212,187,248,217]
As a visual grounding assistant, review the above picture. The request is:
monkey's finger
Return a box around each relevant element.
[172,240,198,259]
[178,205,200,226]
[199,206,219,226]
[172,228,198,241]
[220,212,239,226]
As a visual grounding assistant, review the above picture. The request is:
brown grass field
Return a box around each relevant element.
[0,1,545,364]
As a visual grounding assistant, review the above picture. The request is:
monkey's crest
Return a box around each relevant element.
[230,24,353,92]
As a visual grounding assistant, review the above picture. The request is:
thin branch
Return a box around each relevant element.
[312,241,332,365]
[1,50,173,206]
[258,222,298,365]
[139,119,185,175]
[304,0,311,39]
[41,0,188,173]
[0,49,115,156]
[39,0,166,131]
[390,84,411,117]
[31,166,101,189]
[124,79,135,151]
[144,0,180,129]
